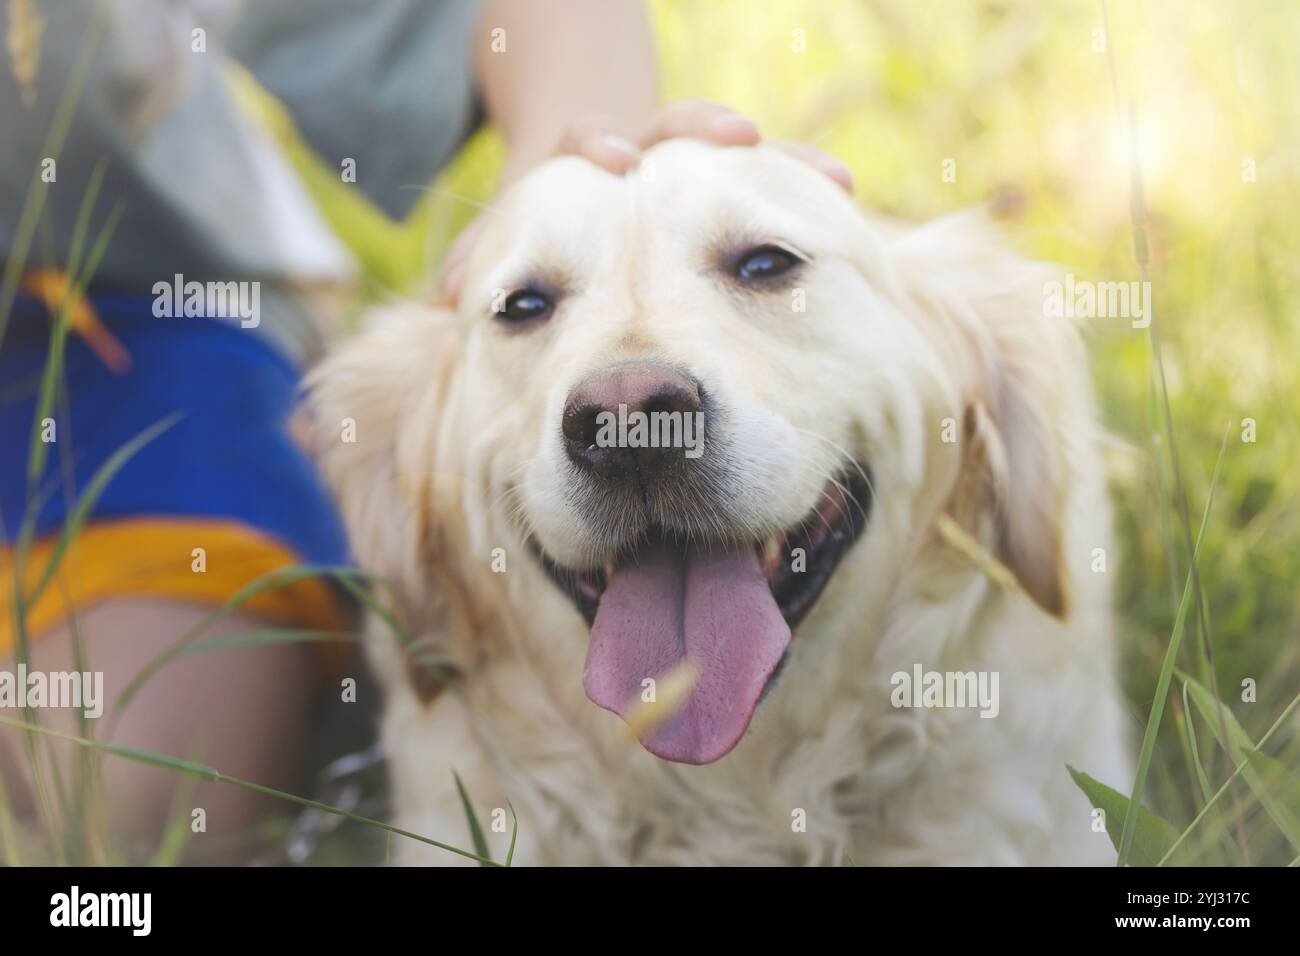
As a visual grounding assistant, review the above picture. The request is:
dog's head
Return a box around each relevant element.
[312,140,1082,765]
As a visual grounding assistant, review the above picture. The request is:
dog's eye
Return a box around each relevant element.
[498,288,554,324]
[733,245,803,282]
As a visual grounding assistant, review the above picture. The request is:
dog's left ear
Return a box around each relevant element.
[896,212,1075,619]
[968,354,1070,619]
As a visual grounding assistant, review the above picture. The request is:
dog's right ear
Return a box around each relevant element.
[306,303,463,621]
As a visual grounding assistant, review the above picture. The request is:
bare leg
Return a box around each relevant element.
[0,599,315,861]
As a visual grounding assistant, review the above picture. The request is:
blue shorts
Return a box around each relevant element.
[0,293,353,648]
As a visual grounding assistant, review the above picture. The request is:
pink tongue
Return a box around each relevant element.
[583,540,791,764]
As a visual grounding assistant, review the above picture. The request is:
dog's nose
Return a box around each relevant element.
[562,362,703,480]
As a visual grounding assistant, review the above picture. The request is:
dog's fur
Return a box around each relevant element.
[308,141,1132,865]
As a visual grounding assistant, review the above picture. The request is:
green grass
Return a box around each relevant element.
[2,0,1298,865]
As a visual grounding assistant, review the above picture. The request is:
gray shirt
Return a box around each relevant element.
[1,0,482,362]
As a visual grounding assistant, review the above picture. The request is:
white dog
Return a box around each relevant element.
[309,141,1132,865]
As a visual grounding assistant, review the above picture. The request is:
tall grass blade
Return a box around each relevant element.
[1100,0,1247,859]
[1183,674,1300,854]
[1160,688,1300,864]
[1115,424,1227,865]
[0,5,107,348]
[505,802,518,867]
[0,715,498,866]
[22,412,183,610]
[453,770,491,864]
[114,564,373,717]
[1239,748,1300,852]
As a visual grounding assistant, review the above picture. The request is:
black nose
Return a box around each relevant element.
[562,362,704,480]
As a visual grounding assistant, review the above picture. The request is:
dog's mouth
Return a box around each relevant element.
[528,466,872,765]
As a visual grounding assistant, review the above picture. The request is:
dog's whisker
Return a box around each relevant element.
[399,183,498,214]
[788,426,875,523]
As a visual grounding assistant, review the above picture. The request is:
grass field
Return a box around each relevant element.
[3,0,1298,865]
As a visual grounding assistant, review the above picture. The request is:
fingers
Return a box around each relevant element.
[556,116,642,175]
[555,102,762,178]
[550,105,850,193]
[768,140,855,193]
[636,100,760,148]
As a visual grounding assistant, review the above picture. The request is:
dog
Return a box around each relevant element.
[308,140,1133,865]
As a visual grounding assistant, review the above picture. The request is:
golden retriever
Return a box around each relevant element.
[308,141,1132,865]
